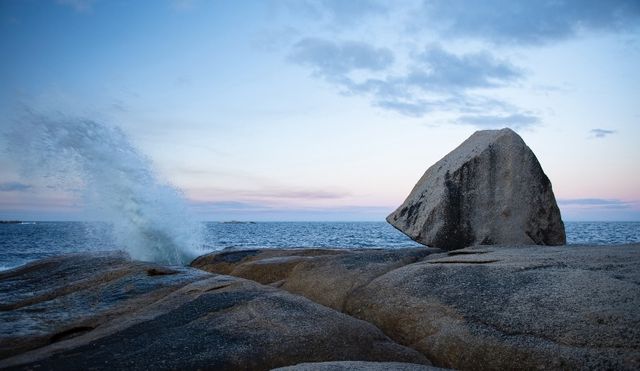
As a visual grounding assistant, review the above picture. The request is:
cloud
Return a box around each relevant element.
[367,46,526,118]
[457,113,540,129]
[558,198,633,209]
[188,200,392,221]
[420,0,640,45]
[290,38,394,78]
[193,187,350,201]
[374,99,433,117]
[305,43,522,94]
[282,1,640,127]
[250,189,349,200]
[590,128,616,138]
[0,182,32,192]
[189,201,271,212]
[406,45,522,90]
[372,95,498,117]
[56,0,96,13]
[290,40,527,122]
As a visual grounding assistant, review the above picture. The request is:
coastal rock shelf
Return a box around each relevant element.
[191,247,440,311]
[2,244,639,370]
[193,244,640,370]
[0,252,429,370]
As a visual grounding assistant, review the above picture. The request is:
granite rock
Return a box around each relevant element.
[0,252,430,370]
[193,244,640,370]
[387,128,565,250]
[347,244,640,370]
[191,247,439,311]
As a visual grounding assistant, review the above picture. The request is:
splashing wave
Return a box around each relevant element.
[4,111,202,265]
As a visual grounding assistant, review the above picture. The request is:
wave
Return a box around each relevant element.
[3,111,203,265]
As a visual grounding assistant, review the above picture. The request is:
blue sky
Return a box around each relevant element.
[0,0,639,221]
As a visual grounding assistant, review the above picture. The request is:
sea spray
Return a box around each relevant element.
[3,111,202,265]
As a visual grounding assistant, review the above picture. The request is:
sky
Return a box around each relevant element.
[0,0,639,222]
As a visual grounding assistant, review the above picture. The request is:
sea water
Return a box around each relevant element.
[1,221,638,271]
[2,114,638,271]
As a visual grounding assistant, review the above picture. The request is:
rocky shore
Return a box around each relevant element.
[1,244,639,370]
[2,129,637,370]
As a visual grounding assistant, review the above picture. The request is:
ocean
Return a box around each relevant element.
[1,221,639,271]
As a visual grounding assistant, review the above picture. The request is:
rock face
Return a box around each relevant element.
[387,128,565,250]
[346,245,640,370]
[191,248,439,311]
[193,245,640,370]
[8,243,640,370]
[0,252,430,370]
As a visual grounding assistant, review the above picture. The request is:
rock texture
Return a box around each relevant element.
[387,128,565,250]
[0,252,430,370]
[191,247,439,311]
[347,245,640,370]
[194,245,640,370]
[274,361,444,370]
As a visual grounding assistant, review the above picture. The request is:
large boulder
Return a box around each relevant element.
[387,128,565,250]
[0,252,430,370]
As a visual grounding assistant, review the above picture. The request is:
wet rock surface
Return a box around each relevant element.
[194,244,640,370]
[0,252,429,370]
[0,251,207,361]
[387,128,566,250]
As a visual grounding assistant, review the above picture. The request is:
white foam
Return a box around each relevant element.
[4,112,203,265]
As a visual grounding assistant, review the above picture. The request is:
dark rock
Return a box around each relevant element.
[0,251,205,360]
[0,252,430,369]
[387,128,566,250]
[274,361,446,370]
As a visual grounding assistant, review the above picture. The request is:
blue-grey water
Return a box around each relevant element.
[1,221,639,271]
